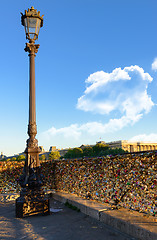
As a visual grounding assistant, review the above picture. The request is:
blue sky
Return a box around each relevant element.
[1,0,157,156]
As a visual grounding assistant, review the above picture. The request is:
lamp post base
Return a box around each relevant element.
[16,188,50,218]
[15,137,50,218]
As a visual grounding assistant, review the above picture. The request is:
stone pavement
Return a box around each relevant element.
[0,198,136,240]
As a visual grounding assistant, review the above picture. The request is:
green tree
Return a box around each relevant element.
[112,148,127,155]
[49,151,60,160]
[93,143,109,156]
[83,146,94,157]
[64,149,73,159]
[100,148,128,156]
[16,155,25,161]
[64,148,83,159]
[72,148,83,158]
[11,157,17,161]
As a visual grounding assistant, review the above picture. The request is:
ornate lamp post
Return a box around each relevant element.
[16,7,50,218]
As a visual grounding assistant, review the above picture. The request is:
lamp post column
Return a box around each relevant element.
[28,42,37,132]
[25,41,40,171]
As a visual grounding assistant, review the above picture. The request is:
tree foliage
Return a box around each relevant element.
[16,155,25,161]
[72,148,83,157]
[100,148,127,156]
[93,143,109,155]
[64,148,83,159]
[83,146,94,157]
[49,151,60,160]
[63,143,128,159]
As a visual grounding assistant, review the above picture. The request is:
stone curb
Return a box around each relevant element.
[52,191,157,240]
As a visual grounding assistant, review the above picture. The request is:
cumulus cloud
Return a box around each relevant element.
[77,66,154,130]
[77,65,153,116]
[41,65,154,148]
[152,58,157,71]
[129,133,157,142]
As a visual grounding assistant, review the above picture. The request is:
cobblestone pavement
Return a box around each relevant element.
[0,199,137,240]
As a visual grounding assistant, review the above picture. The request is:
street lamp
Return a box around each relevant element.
[21,6,43,42]
[16,7,50,218]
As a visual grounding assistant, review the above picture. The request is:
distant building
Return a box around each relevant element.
[107,140,157,153]
[80,140,157,153]
[49,146,57,152]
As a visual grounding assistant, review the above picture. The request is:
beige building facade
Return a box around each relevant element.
[107,140,157,153]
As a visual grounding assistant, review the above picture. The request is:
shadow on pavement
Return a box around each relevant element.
[0,199,136,240]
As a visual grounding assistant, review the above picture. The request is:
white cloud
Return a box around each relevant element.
[152,58,157,71]
[129,133,157,142]
[44,124,81,140]
[40,65,154,149]
[77,65,153,115]
[84,68,131,95]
